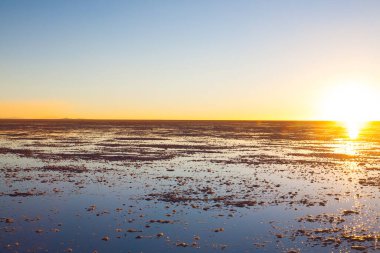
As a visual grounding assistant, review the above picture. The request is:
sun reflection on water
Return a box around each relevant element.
[334,139,358,156]
[344,120,366,139]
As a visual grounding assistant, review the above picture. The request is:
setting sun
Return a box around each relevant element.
[320,81,379,138]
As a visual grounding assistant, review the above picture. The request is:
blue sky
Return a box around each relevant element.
[1,0,379,119]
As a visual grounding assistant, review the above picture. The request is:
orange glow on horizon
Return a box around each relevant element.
[0,101,73,119]
[0,101,314,120]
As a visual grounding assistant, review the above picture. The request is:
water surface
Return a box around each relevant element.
[1,120,380,252]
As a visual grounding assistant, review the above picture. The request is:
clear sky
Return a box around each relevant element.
[1,0,380,120]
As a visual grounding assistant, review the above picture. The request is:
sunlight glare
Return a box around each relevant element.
[345,120,364,139]
[319,81,379,139]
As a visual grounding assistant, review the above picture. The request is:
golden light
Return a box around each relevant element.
[344,120,365,139]
[319,81,379,139]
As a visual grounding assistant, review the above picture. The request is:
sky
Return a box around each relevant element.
[1,0,380,120]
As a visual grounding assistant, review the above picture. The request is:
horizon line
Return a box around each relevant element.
[1,118,379,122]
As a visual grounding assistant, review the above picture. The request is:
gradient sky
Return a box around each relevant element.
[1,0,380,119]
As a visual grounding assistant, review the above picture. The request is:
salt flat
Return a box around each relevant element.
[1,120,380,252]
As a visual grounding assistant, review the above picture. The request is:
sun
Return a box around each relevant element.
[319,81,379,139]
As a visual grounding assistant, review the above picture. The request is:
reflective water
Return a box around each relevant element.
[0,120,380,252]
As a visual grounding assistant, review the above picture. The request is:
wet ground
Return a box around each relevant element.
[0,120,380,252]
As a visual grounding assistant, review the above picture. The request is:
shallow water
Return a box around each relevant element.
[1,120,380,252]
